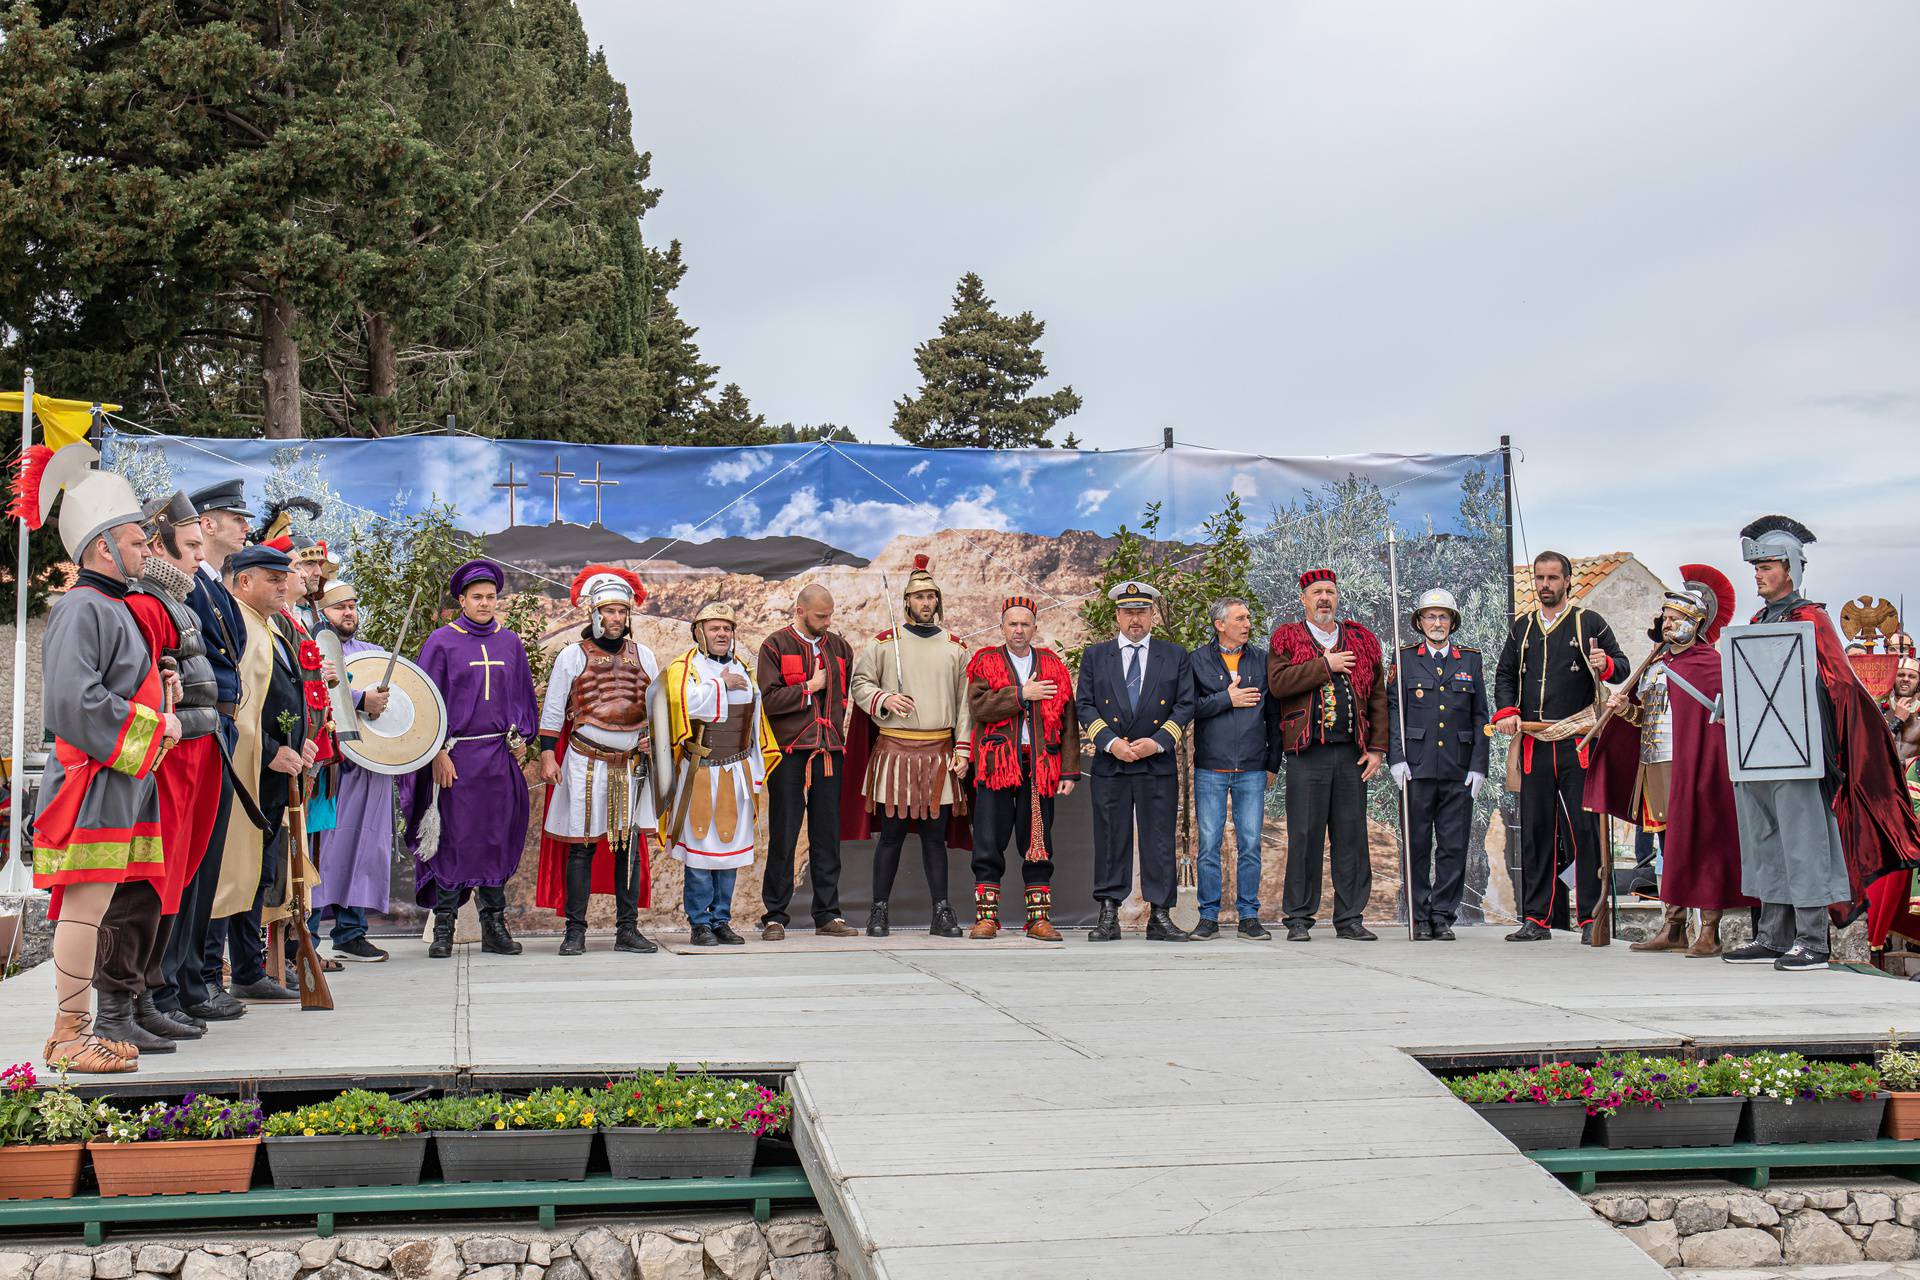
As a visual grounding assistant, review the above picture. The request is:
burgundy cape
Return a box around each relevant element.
[532,717,652,915]
[1782,603,1920,939]
[838,706,972,851]
[1583,643,1753,911]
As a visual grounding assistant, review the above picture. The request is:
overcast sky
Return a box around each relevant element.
[583,0,1915,619]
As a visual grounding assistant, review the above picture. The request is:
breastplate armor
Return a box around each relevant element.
[567,642,650,732]
[701,700,754,755]
[1638,665,1673,766]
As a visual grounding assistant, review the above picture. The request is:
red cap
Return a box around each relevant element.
[1002,595,1038,615]
[1299,568,1337,589]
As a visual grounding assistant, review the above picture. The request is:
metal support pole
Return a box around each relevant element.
[1387,528,1416,941]
[4,370,35,898]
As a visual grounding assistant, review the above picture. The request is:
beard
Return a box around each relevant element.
[335,620,358,640]
[1537,586,1565,609]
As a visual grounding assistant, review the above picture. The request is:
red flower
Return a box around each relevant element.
[298,640,323,671]
[305,683,329,710]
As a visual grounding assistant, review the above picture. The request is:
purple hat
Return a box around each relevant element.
[450,558,505,597]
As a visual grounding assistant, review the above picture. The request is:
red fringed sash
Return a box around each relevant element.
[968,646,1071,796]
[1270,620,1383,747]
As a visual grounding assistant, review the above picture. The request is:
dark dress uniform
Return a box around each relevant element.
[1387,642,1489,934]
[1076,635,1195,915]
[1493,605,1627,931]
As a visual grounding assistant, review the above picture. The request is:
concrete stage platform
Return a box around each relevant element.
[3,926,1918,1278]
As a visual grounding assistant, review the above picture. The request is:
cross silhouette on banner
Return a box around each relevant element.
[493,462,527,528]
[538,455,575,525]
[579,460,619,528]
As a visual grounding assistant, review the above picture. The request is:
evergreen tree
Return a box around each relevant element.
[775,423,857,443]
[662,383,774,448]
[891,273,1082,449]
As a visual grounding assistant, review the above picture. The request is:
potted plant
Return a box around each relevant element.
[599,1068,790,1180]
[0,1063,109,1201]
[88,1094,264,1196]
[427,1088,596,1184]
[1588,1054,1742,1149]
[1879,1032,1920,1139]
[1446,1062,1591,1151]
[1738,1055,1886,1145]
[263,1090,431,1188]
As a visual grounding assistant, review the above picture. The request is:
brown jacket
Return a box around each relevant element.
[756,624,853,754]
[966,645,1082,787]
[1266,620,1390,758]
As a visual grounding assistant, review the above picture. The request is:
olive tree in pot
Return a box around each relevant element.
[1879,1032,1920,1140]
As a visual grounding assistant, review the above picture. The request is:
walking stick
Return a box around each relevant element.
[1386,530,1417,942]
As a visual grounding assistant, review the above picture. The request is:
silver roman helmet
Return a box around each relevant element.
[1408,587,1461,634]
[1739,514,1816,590]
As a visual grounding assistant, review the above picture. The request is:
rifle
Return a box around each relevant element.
[268,771,335,1011]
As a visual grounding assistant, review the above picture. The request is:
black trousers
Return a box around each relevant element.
[971,769,1055,889]
[1517,736,1605,928]
[211,826,280,988]
[435,882,508,916]
[1282,741,1372,929]
[155,753,233,1011]
[871,810,951,904]
[95,880,169,995]
[762,752,844,927]
[562,842,642,929]
[1089,771,1176,908]
[1406,776,1471,928]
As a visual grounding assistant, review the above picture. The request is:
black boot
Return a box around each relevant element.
[560,844,593,956]
[929,900,963,938]
[479,909,522,956]
[95,990,176,1054]
[136,993,201,1040]
[1089,900,1121,942]
[866,902,891,938]
[611,846,655,953]
[1145,906,1192,942]
[427,911,456,959]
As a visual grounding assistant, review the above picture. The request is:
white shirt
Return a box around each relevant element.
[1426,642,1450,659]
[1118,635,1151,674]
[1007,647,1035,744]
[1307,620,1341,650]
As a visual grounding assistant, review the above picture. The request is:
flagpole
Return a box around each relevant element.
[4,370,32,898]
[1387,527,1416,942]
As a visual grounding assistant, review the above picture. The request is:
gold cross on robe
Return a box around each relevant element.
[471,644,505,700]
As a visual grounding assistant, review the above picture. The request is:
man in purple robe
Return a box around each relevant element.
[400,559,538,958]
[1584,564,1753,957]
[309,580,396,962]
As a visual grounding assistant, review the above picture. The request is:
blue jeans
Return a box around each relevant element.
[684,868,738,928]
[1195,768,1266,922]
[309,906,368,946]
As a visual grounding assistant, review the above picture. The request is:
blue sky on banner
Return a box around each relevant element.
[104,432,1491,560]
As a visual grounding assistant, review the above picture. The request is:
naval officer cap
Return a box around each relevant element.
[1108,580,1160,609]
[229,543,293,575]
[186,480,254,519]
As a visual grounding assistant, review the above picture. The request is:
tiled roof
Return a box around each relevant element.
[1512,552,1634,611]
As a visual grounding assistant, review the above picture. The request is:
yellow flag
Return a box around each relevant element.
[0,392,122,451]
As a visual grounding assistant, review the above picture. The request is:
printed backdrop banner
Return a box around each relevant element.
[105,431,1516,931]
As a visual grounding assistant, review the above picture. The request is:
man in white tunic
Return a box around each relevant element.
[539,566,660,956]
[649,602,781,946]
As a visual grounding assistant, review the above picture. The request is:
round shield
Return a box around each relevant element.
[339,649,448,776]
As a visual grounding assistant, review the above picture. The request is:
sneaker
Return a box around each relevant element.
[1285,923,1311,942]
[1773,945,1830,972]
[1722,941,1786,964]
[1237,919,1272,940]
[1191,919,1220,939]
[690,925,719,947]
[1335,924,1379,942]
[331,937,389,963]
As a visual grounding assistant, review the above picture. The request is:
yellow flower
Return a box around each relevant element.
[304,1128,316,1137]
[494,1119,506,1130]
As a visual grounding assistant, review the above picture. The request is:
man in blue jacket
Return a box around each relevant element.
[1076,581,1196,942]
[1190,597,1272,939]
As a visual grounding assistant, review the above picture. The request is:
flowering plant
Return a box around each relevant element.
[1581,1054,1714,1117]
[1445,1062,1592,1107]
[99,1093,263,1143]
[1708,1050,1814,1101]
[425,1088,597,1132]
[600,1068,792,1136]
[1878,1031,1920,1092]
[0,1063,108,1146]
[1804,1060,1881,1102]
[263,1090,428,1139]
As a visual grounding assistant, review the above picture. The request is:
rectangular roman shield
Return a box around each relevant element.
[1719,622,1823,782]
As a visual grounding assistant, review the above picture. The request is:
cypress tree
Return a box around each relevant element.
[891,272,1082,449]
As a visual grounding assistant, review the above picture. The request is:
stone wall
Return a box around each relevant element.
[0,1215,841,1280]
[1589,1181,1920,1269]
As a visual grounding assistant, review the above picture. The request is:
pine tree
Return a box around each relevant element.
[663,383,775,448]
[891,273,1082,449]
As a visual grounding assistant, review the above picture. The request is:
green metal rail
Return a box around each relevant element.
[0,1169,817,1246]
[1528,1140,1920,1195]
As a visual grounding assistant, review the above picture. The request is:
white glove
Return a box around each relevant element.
[1389,761,1411,788]
[1466,770,1485,800]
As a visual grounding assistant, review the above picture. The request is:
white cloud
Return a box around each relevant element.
[762,484,1011,553]
[1229,471,1260,499]
[705,449,774,486]
[906,460,930,478]
[1077,488,1111,515]
[415,439,514,533]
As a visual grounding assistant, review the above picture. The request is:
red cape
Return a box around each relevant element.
[534,719,652,914]
[1583,643,1753,910]
[838,705,973,850]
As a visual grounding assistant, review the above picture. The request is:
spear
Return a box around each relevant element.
[379,582,424,691]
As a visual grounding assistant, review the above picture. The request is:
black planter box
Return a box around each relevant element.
[1744,1094,1889,1145]
[1595,1096,1744,1150]
[602,1127,758,1180]
[1469,1101,1588,1151]
[265,1134,429,1189]
[432,1130,594,1183]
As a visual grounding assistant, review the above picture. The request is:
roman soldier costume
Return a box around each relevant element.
[1584,565,1754,956]
[537,566,658,956]
[965,596,1081,941]
[1881,655,1920,777]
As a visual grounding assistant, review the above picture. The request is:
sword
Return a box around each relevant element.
[380,583,423,691]
[660,720,712,851]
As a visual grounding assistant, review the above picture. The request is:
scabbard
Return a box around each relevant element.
[214,732,274,832]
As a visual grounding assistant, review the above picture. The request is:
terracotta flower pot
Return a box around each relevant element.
[87,1137,261,1197]
[0,1143,86,1201]
[1885,1091,1920,1140]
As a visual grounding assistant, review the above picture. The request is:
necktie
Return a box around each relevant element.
[1125,643,1143,711]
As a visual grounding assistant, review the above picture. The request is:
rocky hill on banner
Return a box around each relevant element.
[101,432,1511,931]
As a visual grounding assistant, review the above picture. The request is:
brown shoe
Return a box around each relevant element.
[1025,917,1063,942]
[969,919,1000,940]
[760,922,787,941]
[970,883,1002,940]
[1684,910,1723,957]
[1630,904,1689,952]
[814,919,858,937]
[1023,886,1062,942]
[45,1014,136,1075]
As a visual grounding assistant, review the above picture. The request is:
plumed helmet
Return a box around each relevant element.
[1739,514,1816,589]
[1669,563,1737,645]
[1409,587,1460,633]
[256,496,322,547]
[903,553,942,606]
[9,444,146,563]
[570,564,646,612]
